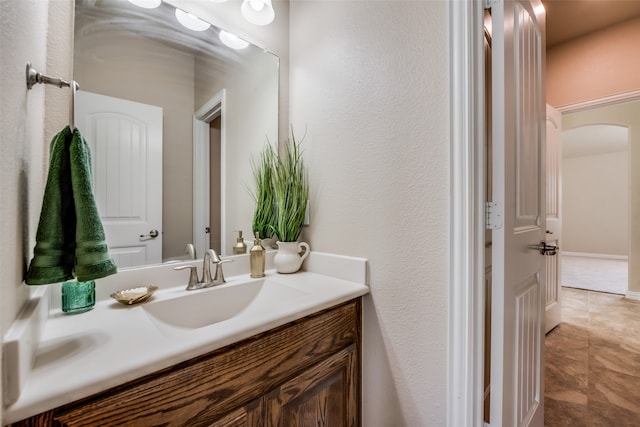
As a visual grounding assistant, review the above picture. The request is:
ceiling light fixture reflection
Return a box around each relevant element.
[219,30,249,50]
[127,0,162,8]
[240,0,275,26]
[175,8,211,32]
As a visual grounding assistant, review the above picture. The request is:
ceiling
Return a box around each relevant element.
[542,0,640,48]
[542,1,639,158]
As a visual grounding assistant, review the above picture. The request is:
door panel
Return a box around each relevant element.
[264,346,358,426]
[545,105,562,333]
[76,91,163,267]
[490,0,546,426]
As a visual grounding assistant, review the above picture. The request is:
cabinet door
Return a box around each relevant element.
[265,345,359,427]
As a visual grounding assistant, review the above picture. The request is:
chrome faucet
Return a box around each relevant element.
[174,249,232,290]
[202,249,218,285]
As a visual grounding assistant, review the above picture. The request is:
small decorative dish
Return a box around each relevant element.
[110,285,158,305]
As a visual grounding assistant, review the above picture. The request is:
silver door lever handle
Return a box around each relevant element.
[532,241,558,256]
[140,229,159,238]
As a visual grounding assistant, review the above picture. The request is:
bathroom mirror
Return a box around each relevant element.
[73,0,278,267]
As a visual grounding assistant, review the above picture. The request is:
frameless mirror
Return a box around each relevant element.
[73,0,278,267]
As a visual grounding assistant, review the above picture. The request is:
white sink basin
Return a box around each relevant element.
[142,278,309,334]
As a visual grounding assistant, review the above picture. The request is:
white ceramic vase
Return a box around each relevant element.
[274,241,310,273]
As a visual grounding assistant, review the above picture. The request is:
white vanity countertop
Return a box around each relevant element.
[4,252,369,424]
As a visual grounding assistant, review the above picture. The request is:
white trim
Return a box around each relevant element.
[625,290,640,301]
[193,89,226,259]
[557,89,640,114]
[561,251,628,261]
[448,1,486,426]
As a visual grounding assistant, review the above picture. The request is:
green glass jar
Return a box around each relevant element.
[61,280,96,314]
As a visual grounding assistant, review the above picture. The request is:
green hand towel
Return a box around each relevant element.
[69,128,117,281]
[26,126,117,285]
[26,127,76,284]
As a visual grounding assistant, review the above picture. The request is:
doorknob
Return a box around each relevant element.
[532,241,558,256]
[140,229,159,238]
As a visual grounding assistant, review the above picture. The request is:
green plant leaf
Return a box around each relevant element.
[272,128,309,242]
[249,143,277,239]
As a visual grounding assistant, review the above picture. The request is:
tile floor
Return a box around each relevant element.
[545,287,640,426]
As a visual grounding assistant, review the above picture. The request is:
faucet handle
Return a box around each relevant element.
[207,249,221,263]
[173,265,202,290]
[212,259,233,285]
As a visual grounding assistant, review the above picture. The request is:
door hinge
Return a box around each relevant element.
[485,201,503,230]
[484,0,500,9]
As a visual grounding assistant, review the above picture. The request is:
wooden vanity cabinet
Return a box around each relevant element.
[12,299,361,427]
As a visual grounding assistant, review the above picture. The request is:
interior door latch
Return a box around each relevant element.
[139,229,159,239]
[532,241,558,256]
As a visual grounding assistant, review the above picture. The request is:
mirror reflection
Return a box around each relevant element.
[73,0,279,267]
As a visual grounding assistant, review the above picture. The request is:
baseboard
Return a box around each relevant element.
[562,252,628,261]
[626,291,640,301]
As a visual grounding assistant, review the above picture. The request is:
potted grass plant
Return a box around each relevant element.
[250,143,277,245]
[272,130,310,273]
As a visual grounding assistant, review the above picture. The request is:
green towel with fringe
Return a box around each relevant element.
[26,126,117,285]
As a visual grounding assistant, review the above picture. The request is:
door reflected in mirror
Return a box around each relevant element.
[73,0,278,267]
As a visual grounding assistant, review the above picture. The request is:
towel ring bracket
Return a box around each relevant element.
[26,63,73,90]
[26,63,79,131]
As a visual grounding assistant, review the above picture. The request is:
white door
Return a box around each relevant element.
[545,105,562,333]
[490,0,546,426]
[75,91,163,268]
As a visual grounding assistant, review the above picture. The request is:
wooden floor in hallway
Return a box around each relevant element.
[545,287,640,426]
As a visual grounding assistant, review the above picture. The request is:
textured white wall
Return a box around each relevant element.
[1,0,72,421]
[562,150,629,255]
[290,2,450,425]
[0,0,47,338]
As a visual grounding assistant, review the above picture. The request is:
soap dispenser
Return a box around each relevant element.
[250,232,265,278]
[233,230,247,255]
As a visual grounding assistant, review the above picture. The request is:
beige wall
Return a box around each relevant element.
[290,2,449,424]
[547,16,640,108]
[562,150,628,255]
[563,99,640,293]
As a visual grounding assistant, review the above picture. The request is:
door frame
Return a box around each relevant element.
[560,93,640,300]
[448,1,487,426]
[193,89,226,259]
